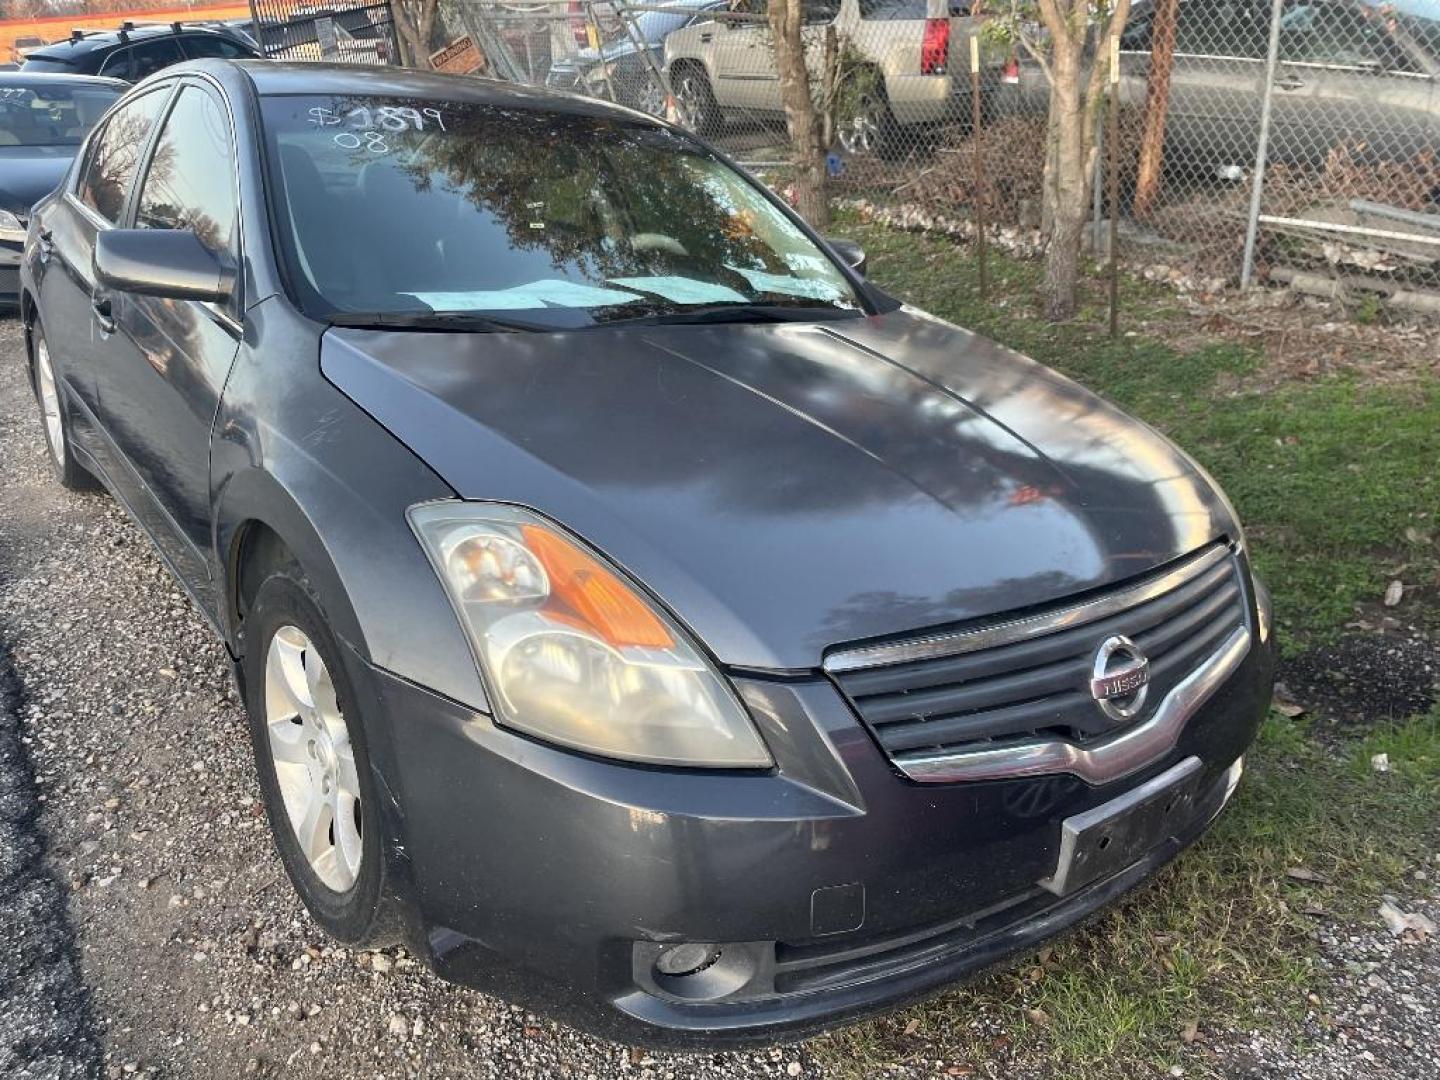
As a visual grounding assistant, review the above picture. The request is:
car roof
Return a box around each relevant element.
[26,22,244,61]
[0,70,128,89]
[234,61,651,119]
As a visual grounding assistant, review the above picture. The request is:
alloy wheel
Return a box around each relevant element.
[837,102,882,156]
[674,74,707,131]
[264,625,363,893]
[637,82,666,119]
[35,337,65,468]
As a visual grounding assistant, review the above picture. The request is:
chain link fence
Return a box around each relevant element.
[313,0,1440,316]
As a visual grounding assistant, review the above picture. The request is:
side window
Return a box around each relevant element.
[135,86,238,263]
[1119,13,1152,51]
[75,89,169,223]
[802,0,841,24]
[1175,1,1268,59]
[180,34,254,60]
[1278,3,1408,70]
[129,37,185,80]
[98,47,134,81]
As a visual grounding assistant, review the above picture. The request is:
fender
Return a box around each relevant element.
[210,297,491,716]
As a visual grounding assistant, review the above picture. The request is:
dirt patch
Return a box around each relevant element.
[1280,629,1439,730]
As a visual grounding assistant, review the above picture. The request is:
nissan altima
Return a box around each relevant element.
[19,60,1275,1047]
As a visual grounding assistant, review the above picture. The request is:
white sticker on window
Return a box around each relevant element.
[608,276,749,305]
[405,280,644,310]
[724,264,843,301]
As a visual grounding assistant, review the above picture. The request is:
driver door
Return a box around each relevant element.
[97,81,243,593]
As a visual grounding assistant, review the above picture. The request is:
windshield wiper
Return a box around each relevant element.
[604,303,858,327]
[327,310,554,333]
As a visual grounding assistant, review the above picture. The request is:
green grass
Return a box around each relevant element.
[808,213,1440,1077]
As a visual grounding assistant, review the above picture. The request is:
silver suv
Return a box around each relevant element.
[664,0,986,156]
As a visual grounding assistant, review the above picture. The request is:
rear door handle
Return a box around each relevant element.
[1276,74,1305,91]
[92,292,115,334]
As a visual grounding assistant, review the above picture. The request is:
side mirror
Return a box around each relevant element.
[827,237,867,278]
[94,228,233,303]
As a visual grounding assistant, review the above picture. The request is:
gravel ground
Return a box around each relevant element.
[0,312,1435,1079]
[0,634,100,1080]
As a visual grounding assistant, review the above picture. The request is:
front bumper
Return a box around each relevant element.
[352,606,1274,1048]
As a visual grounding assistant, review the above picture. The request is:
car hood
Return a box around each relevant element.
[0,147,76,213]
[322,308,1236,670]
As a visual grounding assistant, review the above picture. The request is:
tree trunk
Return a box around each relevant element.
[1133,0,1178,218]
[767,0,830,228]
[393,0,439,67]
[1040,37,1090,322]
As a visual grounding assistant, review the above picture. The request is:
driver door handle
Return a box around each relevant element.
[92,292,115,334]
[1276,74,1306,91]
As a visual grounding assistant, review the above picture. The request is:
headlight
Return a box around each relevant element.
[0,209,26,242]
[409,502,772,769]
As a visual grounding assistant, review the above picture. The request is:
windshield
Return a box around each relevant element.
[629,9,694,41]
[0,82,120,146]
[260,95,861,327]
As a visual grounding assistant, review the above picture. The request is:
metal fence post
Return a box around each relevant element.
[1240,0,1285,291]
[1107,32,1120,339]
[970,34,988,302]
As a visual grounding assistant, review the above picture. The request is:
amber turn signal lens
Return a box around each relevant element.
[521,525,674,650]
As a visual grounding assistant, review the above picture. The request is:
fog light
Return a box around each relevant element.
[654,943,720,977]
[1253,577,1273,645]
[1223,756,1244,803]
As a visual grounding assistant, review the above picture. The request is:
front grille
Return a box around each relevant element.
[828,543,1246,768]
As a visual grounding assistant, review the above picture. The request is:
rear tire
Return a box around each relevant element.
[29,321,100,492]
[836,83,902,161]
[673,64,722,136]
[243,569,402,946]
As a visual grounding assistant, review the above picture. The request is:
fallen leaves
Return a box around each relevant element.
[1378,897,1437,942]
[1383,579,1404,607]
[1285,866,1330,884]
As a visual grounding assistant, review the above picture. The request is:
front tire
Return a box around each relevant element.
[30,321,99,492]
[243,569,399,945]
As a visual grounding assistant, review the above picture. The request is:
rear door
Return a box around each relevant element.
[1270,1,1437,164]
[32,85,170,422]
[100,80,244,592]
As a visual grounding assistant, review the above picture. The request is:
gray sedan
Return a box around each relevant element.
[19,59,1273,1047]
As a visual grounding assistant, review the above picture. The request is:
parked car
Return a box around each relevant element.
[21,23,260,82]
[0,71,125,305]
[20,59,1274,1047]
[665,0,985,155]
[1007,0,1440,174]
[11,36,50,64]
[548,0,726,116]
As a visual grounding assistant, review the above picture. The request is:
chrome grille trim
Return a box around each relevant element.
[822,543,1232,675]
[893,625,1251,785]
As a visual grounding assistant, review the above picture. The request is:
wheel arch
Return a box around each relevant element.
[215,468,368,668]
